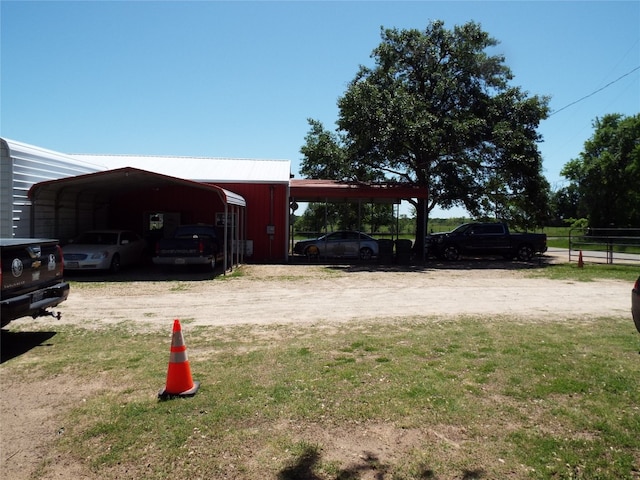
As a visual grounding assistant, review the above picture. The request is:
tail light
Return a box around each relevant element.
[57,245,64,272]
[198,240,205,254]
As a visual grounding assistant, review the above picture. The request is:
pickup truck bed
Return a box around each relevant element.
[1,238,70,327]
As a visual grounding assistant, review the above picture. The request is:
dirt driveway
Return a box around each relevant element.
[0,254,635,479]
[34,256,632,330]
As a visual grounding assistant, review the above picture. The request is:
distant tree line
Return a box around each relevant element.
[550,113,640,229]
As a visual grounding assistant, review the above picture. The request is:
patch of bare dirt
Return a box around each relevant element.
[0,256,634,479]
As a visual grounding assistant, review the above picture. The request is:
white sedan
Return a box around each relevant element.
[63,230,148,273]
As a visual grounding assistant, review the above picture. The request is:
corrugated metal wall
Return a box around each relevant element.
[0,141,13,237]
[30,188,110,242]
[214,182,289,262]
[1,139,103,237]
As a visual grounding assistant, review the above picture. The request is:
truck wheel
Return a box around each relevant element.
[109,254,121,273]
[443,245,460,261]
[359,247,373,260]
[517,244,534,261]
[208,256,217,271]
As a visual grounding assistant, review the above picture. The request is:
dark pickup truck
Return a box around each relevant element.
[152,224,223,271]
[427,222,547,261]
[1,238,70,327]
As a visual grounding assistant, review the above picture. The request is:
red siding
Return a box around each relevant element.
[109,185,227,233]
[107,182,289,263]
[211,182,289,262]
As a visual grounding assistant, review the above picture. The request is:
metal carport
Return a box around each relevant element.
[28,167,247,271]
[289,179,430,261]
[289,179,428,205]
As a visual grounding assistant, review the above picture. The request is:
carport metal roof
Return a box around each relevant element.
[28,167,246,207]
[289,179,428,204]
[68,154,291,184]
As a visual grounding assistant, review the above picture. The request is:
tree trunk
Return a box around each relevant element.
[413,198,428,261]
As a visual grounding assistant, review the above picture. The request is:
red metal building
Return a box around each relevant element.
[25,148,428,265]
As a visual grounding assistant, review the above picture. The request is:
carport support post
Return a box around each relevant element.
[223,204,228,273]
[395,203,399,243]
[359,199,363,254]
[323,199,328,260]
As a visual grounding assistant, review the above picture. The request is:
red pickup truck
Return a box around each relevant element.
[1,238,70,327]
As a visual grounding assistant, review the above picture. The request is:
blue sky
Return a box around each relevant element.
[2,1,639,217]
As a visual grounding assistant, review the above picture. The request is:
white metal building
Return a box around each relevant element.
[1,138,105,237]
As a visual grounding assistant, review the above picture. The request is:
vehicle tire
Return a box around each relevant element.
[109,254,121,273]
[442,245,460,261]
[208,255,217,271]
[359,247,374,260]
[516,244,534,261]
[305,245,319,258]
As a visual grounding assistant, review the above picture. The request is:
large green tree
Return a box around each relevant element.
[299,119,393,233]
[561,113,640,228]
[300,21,550,249]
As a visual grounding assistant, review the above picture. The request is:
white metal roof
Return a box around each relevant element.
[2,138,107,172]
[68,154,291,184]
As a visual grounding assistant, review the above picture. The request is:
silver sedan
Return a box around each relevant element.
[294,231,379,260]
[63,230,148,273]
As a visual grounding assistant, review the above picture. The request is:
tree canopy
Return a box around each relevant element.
[300,20,551,246]
[561,113,640,228]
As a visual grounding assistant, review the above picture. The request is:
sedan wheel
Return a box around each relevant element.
[109,254,121,273]
[305,245,320,258]
[359,247,374,260]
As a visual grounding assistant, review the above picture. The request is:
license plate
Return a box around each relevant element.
[174,258,186,265]
[32,290,44,302]
[67,261,79,268]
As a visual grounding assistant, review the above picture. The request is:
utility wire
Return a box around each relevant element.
[549,65,640,117]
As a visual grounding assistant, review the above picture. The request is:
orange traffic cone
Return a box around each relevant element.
[578,250,584,268]
[158,319,200,399]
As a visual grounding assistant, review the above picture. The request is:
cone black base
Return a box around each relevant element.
[158,380,200,400]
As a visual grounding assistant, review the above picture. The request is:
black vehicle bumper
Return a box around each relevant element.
[1,281,70,327]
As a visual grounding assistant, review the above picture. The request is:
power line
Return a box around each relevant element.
[549,65,640,117]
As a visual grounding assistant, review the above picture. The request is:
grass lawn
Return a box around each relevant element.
[4,321,638,478]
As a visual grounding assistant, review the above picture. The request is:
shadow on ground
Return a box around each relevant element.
[64,252,562,283]
[304,254,556,273]
[0,330,57,363]
[277,444,486,479]
[64,263,225,283]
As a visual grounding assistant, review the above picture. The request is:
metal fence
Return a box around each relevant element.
[568,227,640,265]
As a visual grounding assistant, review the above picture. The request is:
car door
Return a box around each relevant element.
[324,232,347,257]
[339,231,359,257]
[467,224,509,255]
[119,231,140,266]
[331,232,349,257]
